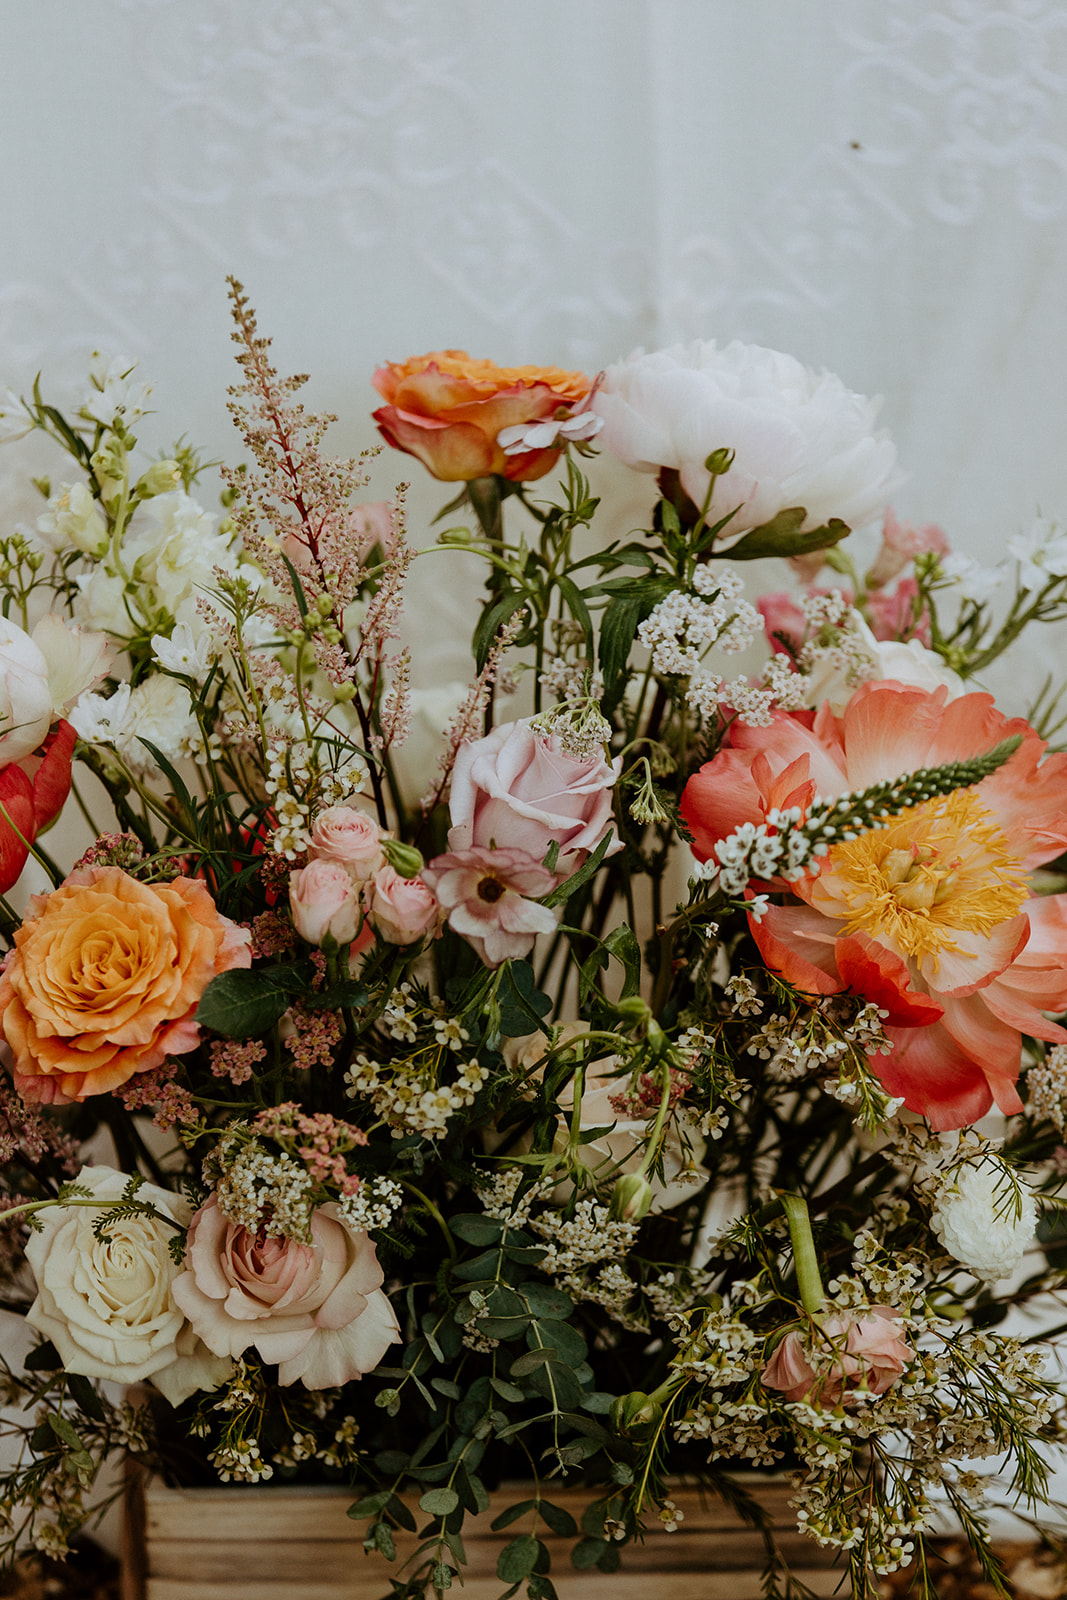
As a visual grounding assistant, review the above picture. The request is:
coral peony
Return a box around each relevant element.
[681,681,1067,1130]
[0,866,252,1103]
[372,351,592,482]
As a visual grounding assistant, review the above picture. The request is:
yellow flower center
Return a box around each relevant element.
[824,788,1027,963]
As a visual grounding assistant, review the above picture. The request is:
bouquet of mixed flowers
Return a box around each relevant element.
[3,279,1067,1598]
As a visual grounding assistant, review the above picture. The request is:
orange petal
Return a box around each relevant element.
[834,933,944,1027]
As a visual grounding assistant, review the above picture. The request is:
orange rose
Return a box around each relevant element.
[1,866,252,1104]
[372,350,592,482]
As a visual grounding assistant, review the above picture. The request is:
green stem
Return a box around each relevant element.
[778,1190,825,1316]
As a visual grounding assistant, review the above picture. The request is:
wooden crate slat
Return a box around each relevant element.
[145,1571,843,1600]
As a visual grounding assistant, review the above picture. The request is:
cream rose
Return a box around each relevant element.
[24,1164,228,1398]
[172,1196,400,1389]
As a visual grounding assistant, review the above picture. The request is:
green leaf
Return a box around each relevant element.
[529,1318,586,1367]
[194,968,292,1038]
[497,1534,540,1583]
[432,1562,454,1591]
[473,589,529,673]
[387,1494,417,1532]
[277,549,310,618]
[555,574,593,646]
[24,1340,61,1371]
[67,1373,105,1421]
[420,1487,460,1516]
[571,1537,608,1570]
[137,739,195,822]
[717,510,850,562]
[453,1248,503,1282]
[510,1347,557,1377]
[519,1283,573,1320]
[490,1498,538,1531]
[495,960,553,1038]
[347,1492,390,1521]
[537,1501,578,1538]
[449,1214,504,1247]
[540,830,614,909]
[47,1413,93,1469]
[489,1376,526,1404]
[527,1360,582,1411]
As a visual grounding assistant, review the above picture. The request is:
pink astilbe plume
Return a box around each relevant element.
[420,613,526,816]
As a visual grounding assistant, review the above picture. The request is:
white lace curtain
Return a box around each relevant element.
[4,0,1067,682]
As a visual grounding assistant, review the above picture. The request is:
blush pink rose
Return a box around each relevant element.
[308,804,385,883]
[367,865,440,946]
[289,859,362,947]
[448,720,621,876]
[762,1307,913,1407]
[172,1195,400,1389]
[866,507,949,589]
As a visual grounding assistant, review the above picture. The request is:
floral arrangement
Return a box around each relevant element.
[2,283,1067,1598]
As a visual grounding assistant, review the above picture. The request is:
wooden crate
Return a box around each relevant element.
[123,1469,841,1600]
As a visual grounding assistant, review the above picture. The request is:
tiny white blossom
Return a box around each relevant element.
[1007,517,1067,593]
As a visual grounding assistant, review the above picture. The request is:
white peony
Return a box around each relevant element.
[804,612,964,714]
[930,1161,1037,1284]
[24,1164,228,1398]
[593,339,900,536]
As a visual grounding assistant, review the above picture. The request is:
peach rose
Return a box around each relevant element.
[366,865,440,947]
[0,866,252,1104]
[372,350,592,482]
[308,804,385,883]
[762,1307,913,1407]
[172,1195,400,1389]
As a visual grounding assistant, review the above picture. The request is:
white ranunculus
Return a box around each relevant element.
[24,1164,217,1389]
[0,617,55,765]
[593,339,900,536]
[930,1161,1037,1284]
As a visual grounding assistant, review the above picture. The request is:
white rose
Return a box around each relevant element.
[593,339,900,536]
[0,617,55,765]
[24,1165,219,1390]
[930,1161,1037,1284]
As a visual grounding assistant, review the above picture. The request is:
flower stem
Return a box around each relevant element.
[778,1190,825,1316]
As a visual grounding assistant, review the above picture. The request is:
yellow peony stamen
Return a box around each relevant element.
[824,789,1027,964]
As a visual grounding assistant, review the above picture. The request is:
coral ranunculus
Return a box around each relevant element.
[0,866,252,1104]
[372,351,592,482]
[680,681,1067,1130]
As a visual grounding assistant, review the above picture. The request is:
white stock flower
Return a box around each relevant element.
[939,551,1003,604]
[152,620,217,682]
[71,675,199,772]
[930,1161,1037,1284]
[24,1164,227,1397]
[1007,517,1067,593]
[36,482,109,557]
[81,355,152,426]
[0,388,32,443]
[593,339,900,535]
[73,566,134,637]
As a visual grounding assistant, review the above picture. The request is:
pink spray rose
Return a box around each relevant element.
[172,1195,400,1389]
[423,846,558,967]
[289,859,362,947]
[448,720,621,876]
[762,1307,913,1407]
[367,865,440,947]
[308,804,385,883]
